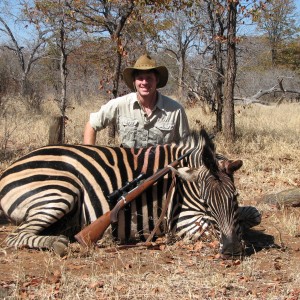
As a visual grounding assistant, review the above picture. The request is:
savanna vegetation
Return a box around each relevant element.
[0,100,300,299]
[0,0,299,143]
[0,0,300,299]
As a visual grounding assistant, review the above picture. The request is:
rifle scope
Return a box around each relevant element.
[107,173,147,204]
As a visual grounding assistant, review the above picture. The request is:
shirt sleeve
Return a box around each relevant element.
[89,98,120,131]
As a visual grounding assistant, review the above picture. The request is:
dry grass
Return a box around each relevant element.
[185,102,299,204]
[0,97,300,299]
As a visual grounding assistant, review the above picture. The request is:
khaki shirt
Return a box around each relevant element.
[90,92,190,148]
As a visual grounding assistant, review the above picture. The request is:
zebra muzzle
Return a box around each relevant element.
[219,236,244,259]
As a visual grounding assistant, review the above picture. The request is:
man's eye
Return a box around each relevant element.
[136,75,155,81]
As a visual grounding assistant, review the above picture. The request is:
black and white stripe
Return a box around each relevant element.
[0,129,261,256]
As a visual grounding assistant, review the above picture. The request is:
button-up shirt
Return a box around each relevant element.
[89,92,190,148]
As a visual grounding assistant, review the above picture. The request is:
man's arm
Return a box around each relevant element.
[83,121,97,145]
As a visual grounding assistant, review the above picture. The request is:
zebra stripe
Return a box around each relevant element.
[0,129,261,257]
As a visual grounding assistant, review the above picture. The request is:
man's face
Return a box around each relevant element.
[134,70,159,97]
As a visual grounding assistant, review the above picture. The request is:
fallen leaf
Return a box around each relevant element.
[164,255,175,264]
[208,240,219,249]
[233,259,241,266]
[19,291,28,299]
[193,241,203,251]
[239,276,252,282]
[273,276,282,282]
[186,259,195,266]
[22,277,41,288]
[214,253,221,259]
[274,262,281,270]
[66,264,86,270]
[221,261,232,268]
[152,287,162,294]
[159,244,166,250]
[175,267,185,274]
[89,281,105,289]
[274,256,282,262]
[46,271,61,285]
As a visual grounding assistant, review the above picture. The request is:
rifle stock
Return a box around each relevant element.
[74,149,193,246]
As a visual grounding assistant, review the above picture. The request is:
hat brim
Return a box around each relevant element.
[123,66,168,91]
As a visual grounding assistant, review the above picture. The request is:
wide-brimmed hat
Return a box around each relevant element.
[123,54,168,90]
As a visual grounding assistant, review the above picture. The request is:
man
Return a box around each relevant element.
[83,54,190,147]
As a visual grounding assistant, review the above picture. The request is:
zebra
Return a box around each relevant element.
[0,129,261,257]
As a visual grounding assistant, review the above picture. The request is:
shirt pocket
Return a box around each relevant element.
[153,121,175,144]
[119,117,139,147]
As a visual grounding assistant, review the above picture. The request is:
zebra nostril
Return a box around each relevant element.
[220,237,244,258]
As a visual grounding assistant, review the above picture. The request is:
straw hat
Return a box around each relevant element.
[123,54,168,90]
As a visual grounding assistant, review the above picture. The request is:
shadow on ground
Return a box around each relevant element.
[243,229,280,256]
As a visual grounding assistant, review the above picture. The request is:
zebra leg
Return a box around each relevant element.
[238,206,262,231]
[6,230,69,256]
[5,198,78,256]
[189,217,213,240]
[169,215,213,241]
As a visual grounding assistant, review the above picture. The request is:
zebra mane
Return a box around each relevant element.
[179,129,219,174]
[179,129,215,151]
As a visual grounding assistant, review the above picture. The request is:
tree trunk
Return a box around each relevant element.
[206,0,224,133]
[49,116,64,144]
[215,10,224,133]
[20,74,27,97]
[59,18,68,144]
[178,54,185,99]
[223,1,237,141]
[112,45,122,98]
[271,47,277,66]
[214,25,224,132]
[215,79,223,132]
[108,41,123,143]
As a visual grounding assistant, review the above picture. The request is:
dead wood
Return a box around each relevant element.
[234,77,300,105]
[260,188,300,209]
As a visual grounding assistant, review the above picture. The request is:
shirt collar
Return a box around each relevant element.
[156,92,164,111]
[132,92,164,111]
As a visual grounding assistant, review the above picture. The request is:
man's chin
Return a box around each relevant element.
[139,89,154,96]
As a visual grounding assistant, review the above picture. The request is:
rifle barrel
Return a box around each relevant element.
[110,148,193,223]
[74,148,193,246]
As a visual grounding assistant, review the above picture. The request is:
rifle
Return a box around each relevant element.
[74,149,193,246]
[106,173,147,206]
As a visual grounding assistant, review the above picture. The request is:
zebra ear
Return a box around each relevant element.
[219,160,243,175]
[173,167,200,182]
[227,160,243,174]
[200,128,215,152]
[202,142,219,174]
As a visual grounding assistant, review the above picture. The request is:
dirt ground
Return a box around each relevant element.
[1,147,300,299]
[0,200,300,299]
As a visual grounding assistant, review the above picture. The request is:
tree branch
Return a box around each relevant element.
[234,78,300,105]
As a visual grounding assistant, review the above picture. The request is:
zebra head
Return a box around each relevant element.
[176,130,244,259]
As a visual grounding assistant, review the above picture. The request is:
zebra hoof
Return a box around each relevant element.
[52,236,69,256]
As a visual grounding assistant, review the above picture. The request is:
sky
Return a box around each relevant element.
[296,0,300,12]
[1,0,300,44]
[295,0,300,21]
